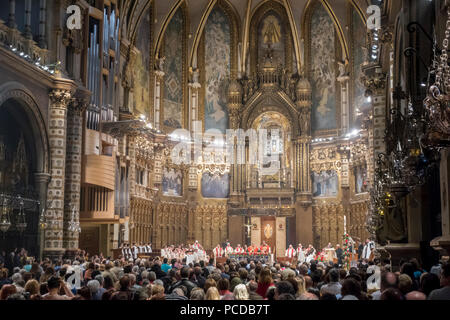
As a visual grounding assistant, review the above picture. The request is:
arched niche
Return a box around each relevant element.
[241,91,299,136]
[249,1,296,76]
[0,82,49,177]
[0,82,50,256]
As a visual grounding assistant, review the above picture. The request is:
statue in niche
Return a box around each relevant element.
[377,205,407,244]
[155,56,166,72]
[262,15,281,46]
[10,133,29,192]
[337,60,350,83]
[299,109,310,136]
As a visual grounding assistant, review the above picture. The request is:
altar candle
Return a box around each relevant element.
[344,215,347,235]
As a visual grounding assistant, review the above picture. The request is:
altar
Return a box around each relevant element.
[227,254,273,263]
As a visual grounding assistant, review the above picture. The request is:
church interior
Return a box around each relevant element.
[0,0,449,271]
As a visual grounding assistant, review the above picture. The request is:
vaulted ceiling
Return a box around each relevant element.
[119,0,397,68]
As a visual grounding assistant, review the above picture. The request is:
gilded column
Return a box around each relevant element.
[295,76,312,196]
[63,92,89,256]
[295,76,314,246]
[154,60,165,130]
[44,89,72,259]
[227,79,243,196]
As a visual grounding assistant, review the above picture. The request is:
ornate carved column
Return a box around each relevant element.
[227,79,243,198]
[295,76,313,246]
[154,59,165,130]
[63,91,89,256]
[361,67,387,186]
[44,89,72,259]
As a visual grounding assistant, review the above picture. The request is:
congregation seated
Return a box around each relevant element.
[1,246,450,301]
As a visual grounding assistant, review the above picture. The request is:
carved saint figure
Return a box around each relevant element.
[262,15,281,45]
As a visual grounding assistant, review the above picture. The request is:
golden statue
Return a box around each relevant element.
[262,15,281,46]
[264,223,273,239]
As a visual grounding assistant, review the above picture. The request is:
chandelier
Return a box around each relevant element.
[67,204,81,233]
[367,10,450,238]
[422,7,450,150]
[0,193,40,234]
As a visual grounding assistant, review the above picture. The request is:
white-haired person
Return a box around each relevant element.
[233,283,249,300]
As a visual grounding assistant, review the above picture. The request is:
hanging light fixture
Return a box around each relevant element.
[0,195,11,233]
[15,196,27,233]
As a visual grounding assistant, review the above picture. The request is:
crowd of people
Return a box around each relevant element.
[1,245,449,301]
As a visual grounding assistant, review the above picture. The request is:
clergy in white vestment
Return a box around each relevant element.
[213,244,224,258]
[234,244,245,254]
[285,244,296,258]
[146,243,152,253]
[193,240,201,250]
[132,245,138,259]
[296,244,305,263]
[362,239,375,260]
[225,243,234,256]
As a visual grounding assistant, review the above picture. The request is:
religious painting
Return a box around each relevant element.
[258,13,285,67]
[162,167,183,197]
[311,170,338,197]
[204,7,230,133]
[163,8,184,130]
[352,8,370,125]
[133,8,151,114]
[354,165,368,194]
[201,172,230,198]
[310,4,337,131]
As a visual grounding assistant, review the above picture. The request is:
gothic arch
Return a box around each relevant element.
[241,91,299,135]
[249,0,296,75]
[154,0,189,60]
[301,0,349,62]
[0,82,50,175]
[190,0,241,72]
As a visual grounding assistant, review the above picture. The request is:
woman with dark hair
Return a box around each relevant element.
[340,278,363,300]
[76,286,92,300]
[401,262,419,290]
[217,278,232,298]
[256,268,274,298]
[420,272,440,297]
[84,262,96,282]
[0,284,17,300]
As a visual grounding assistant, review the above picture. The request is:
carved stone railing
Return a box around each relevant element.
[0,19,50,67]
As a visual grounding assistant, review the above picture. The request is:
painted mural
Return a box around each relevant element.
[354,165,368,194]
[352,8,370,124]
[201,172,230,198]
[162,167,183,197]
[311,170,338,197]
[163,8,183,130]
[133,8,151,114]
[204,7,230,134]
[258,13,285,68]
[310,4,337,131]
